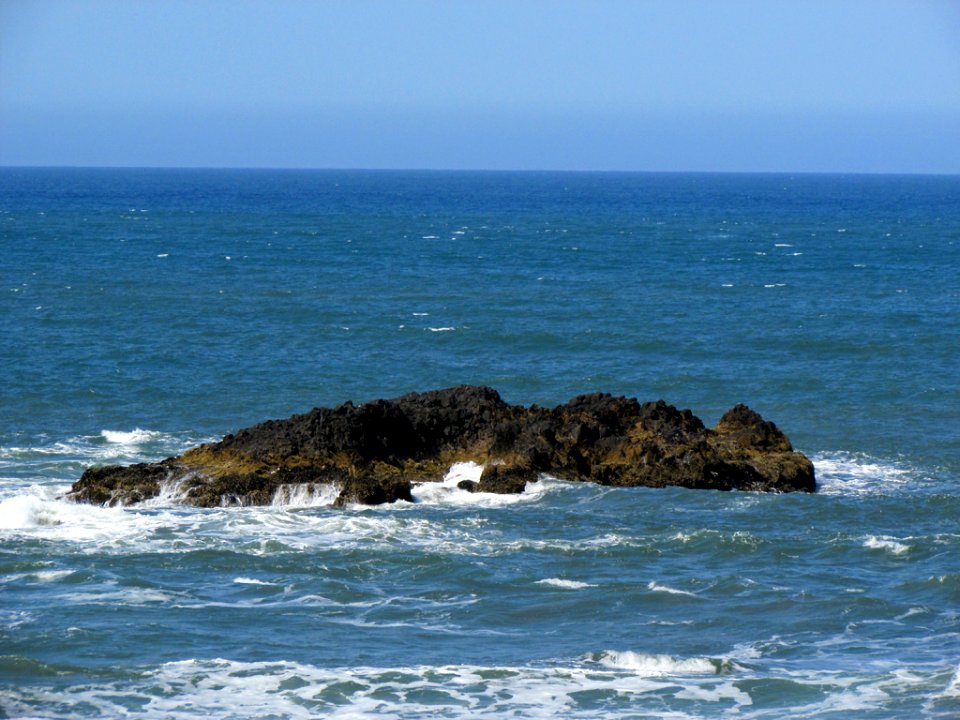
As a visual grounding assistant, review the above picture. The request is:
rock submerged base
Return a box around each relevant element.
[67,386,815,507]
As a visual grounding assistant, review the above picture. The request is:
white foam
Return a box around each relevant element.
[61,586,177,605]
[101,428,164,445]
[0,495,58,529]
[0,490,176,548]
[232,577,276,586]
[411,462,547,507]
[648,581,699,598]
[676,680,753,705]
[813,452,916,496]
[535,578,595,589]
[0,610,33,630]
[2,656,757,719]
[592,650,720,675]
[863,536,910,556]
[941,665,960,697]
[817,682,890,713]
[895,607,928,620]
[427,326,455,332]
[1,430,205,473]
[32,569,74,582]
[271,483,338,507]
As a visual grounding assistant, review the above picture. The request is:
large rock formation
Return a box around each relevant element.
[67,386,815,507]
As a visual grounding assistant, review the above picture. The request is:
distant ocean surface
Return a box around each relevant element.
[1,168,958,719]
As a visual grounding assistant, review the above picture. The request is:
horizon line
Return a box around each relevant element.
[2,164,958,178]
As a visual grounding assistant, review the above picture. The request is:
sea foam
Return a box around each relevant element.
[100,428,163,445]
[0,495,59,530]
[813,452,916,496]
[591,650,723,675]
[1,655,755,720]
[410,461,547,507]
[0,490,173,548]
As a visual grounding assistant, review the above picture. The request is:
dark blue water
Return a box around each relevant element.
[1,169,958,718]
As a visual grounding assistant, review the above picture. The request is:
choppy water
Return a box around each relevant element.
[1,169,958,718]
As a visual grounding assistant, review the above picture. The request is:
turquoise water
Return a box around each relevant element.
[1,169,958,718]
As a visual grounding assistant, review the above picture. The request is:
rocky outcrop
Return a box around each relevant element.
[67,385,815,507]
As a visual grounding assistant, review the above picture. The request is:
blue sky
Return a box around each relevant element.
[1,0,958,172]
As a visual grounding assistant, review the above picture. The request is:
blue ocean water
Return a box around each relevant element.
[1,168,958,718]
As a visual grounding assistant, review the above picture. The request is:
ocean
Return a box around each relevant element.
[1,168,958,718]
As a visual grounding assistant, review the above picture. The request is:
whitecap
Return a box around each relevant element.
[427,326,455,332]
[647,581,699,598]
[863,536,910,556]
[591,650,721,675]
[101,428,164,445]
[0,429,205,472]
[535,578,595,589]
[32,569,74,582]
[895,607,929,620]
[232,577,276,586]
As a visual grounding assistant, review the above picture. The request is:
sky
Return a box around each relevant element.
[1,0,958,173]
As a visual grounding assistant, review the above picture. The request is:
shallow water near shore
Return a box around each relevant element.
[1,169,958,718]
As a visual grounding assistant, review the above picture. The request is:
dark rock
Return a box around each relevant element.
[715,403,793,452]
[69,461,173,506]
[332,475,414,508]
[478,464,538,494]
[66,385,815,507]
